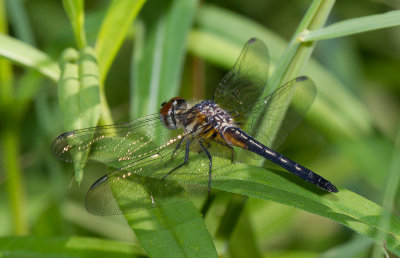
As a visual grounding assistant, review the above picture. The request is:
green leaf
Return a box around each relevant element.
[5,0,35,45]
[300,10,400,42]
[131,0,198,117]
[321,235,372,258]
[371,125,400,257]
[125,202,218,257]
[127,1,216,256]
[0,236,145,257]
[62,0,87,49]
[95,0,146,83]
[188,4,372,141]
[58,47,101,184]
[0,34,60,81]
[208,159,400,256]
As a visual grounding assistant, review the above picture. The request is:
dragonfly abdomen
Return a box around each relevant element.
[223,127,338,193]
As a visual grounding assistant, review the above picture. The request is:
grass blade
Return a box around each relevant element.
[188,4,372,141]
[0,34,60,81]
[301,10,400,42]
[210,159,400,256]
[131,0,198,117]
[5,0,35,45]
[62,0,87,49]
[125,202,218,257]
[95,0,146,83]
[127,1,216,256]
[57,47,101,184]
[0,236,145,257]
[0,1,28,235]
[371,124,400,257]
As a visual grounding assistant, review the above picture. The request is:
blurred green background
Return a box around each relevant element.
[0,0,400,257]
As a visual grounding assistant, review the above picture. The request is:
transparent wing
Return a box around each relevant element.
[85,135,234,215]
[214,38,269,123]
[51,111,210,165]
[52,111,234,215]
[240,76,317,151]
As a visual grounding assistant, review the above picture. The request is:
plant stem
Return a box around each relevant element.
[0,0,28,235]
[266,0,336,96]
[219,0,336,245]
[1,128,28,234]
[371,124,400,257]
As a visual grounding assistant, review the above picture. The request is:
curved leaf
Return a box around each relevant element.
[131,0,198,117]
[62,0,87,48]
[0,34,59,81]
[301,10,400,42]
[0,236,145,257]
[210,159,400,256]
[58,47,101,183]
[125,202,218,257]
[127,0,216,257]
[188,4,372,140]
[95,0,146,83]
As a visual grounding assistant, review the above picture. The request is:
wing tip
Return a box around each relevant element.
[57,130,75,140]
[90,175,109,190]
[296,76,308,82]
[248,37,258,44]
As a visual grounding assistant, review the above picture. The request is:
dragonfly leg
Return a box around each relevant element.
[170,135,186,159]
[162,137,190,180]
[199,140,212,195]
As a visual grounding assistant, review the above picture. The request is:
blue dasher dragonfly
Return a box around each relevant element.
[52,38,338,215]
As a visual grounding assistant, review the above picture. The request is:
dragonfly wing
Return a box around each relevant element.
[51,114,171,165]
[214,38,269,123]
[85,135,231,215]
[246,76,317,150]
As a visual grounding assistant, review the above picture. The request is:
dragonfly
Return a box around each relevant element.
[52,38,338,215]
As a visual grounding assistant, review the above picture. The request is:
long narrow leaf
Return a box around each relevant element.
[57,47,101,184]
[301,10,400,42]
[5,0,35,45]
[95,0,146,83]
[188,4,372,140]
[128,0,217,256]
[125,202,218,257]
[62,0,87,49]
[0,34,60,81]
[131,0,198,117]
[0,236,145,257]
[210,160,400,256]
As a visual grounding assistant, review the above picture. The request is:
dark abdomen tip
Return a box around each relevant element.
[326,183,338,193]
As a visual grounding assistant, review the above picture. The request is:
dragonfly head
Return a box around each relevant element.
[160,97,188,130]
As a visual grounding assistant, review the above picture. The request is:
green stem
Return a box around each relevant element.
[1,127,28,234]
[0,0,28,235]
[245,0,335,166]
[98,84,114,126]
[62,0,87,49]
[266,0,335,96]
[218,0,336,244]
[371,125,400,257]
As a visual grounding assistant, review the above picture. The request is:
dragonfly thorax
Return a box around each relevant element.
[192,100,234,130]
[160,97,235,136]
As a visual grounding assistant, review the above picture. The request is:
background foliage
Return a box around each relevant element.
[0,0,400,257]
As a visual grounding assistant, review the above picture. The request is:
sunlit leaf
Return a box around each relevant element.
[0,236,145,257]
[0,34,59,81]
[95,0,146,83]
[57,47,101,183]
[300,10,400,42]
[62,0,87,48]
